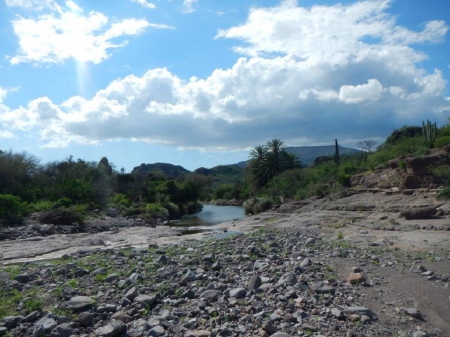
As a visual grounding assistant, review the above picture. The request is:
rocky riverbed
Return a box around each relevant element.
[1,190,450,336]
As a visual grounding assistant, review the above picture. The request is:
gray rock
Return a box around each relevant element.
[105,274,119,283]
[92,267,108,275]
[261,320,277,334]
[111,311,133,324]
[305,237,316,246]
[25,311,41,322]
[248,274,262,291]
[125,286,138,300]
[1,316,22,329]
[94,319,126,337]
[34,315,57,334]
[229,288,246,299]
[313,282,335,294]
[300,258,311,267]
[403,308,422,319]
[134,294,156,306]
[271,333,292,337]
[200,289,219,301]
[14,273,30,283]
[183,270,197,282]
[331,308,344,319]
[276,272,297,286]
[51,323,73,337]
[146,325,165,336]
[64,296,95,311]
[0,327,7,336]
[77,312,93,326]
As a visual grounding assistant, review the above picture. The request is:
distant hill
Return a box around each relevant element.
[131,162,190,178]
[286,145,361,166]
[237,145,361,167]
[195,164,243,188]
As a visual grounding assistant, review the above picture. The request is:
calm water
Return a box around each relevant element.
[170,205,246,228]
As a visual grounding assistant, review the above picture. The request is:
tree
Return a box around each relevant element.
[246,139,301,192]
[356,140,377,153]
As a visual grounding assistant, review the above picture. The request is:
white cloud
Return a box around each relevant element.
[1,0,449,150]
[183,0,198,13]
[5,0,56,10]
[339,79,384,104]
[131,0,156,9]
[8,1,171,65]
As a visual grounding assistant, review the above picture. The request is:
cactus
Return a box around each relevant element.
[422,119,436,148]
[333,139,340,168]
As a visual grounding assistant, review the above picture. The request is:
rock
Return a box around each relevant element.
[184,330,211,337]
[77,312,93,326]
[200,290,219,301]
[346,306,378,320]
[38,224,56,235]
[403,308,422,319]
[305,237,316,246]
[276,272,297,286]
[1,316,22,329]
[146,325,165,336]
[14,273,30,283]
[52,323,73,337]
[331,308,344,319]
[271,333,292,337]
[347,272,366,285]
[34,315,57,334]
[248,274,262,290]
[134,294,156,307]
[94,319,126,337]
[111,311,133,324]
[124,286,138,300]
[64,296,95,311]
[229,288,246,299]
[183,270,197,282]
[400,207,437,220]
[313,282,335,294]
[261,320,277,334]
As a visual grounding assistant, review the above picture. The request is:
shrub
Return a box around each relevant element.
[243,197,273,215]
[434,136,450,148]
[52,197,72,209]
[0,194,28,224]
[111,193,131,208]
[162,201,180,219]
[28,200,53,213]
[146,202,169,218]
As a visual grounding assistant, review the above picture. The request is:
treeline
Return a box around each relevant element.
[0,153,211,224]
[242,119,450,214]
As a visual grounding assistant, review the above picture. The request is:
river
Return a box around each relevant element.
[169,205,246,235]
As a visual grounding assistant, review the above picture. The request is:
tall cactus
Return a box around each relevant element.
[333,139,340,168]
[422,119,436,149]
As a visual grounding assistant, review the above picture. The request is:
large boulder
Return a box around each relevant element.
[38,208,84,226]
[400,207,437,220]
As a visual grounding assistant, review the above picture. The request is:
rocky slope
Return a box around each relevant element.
[1,227,449,337]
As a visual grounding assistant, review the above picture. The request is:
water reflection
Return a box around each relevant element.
[170,205,246,228]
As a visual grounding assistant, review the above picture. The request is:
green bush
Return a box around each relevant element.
[52,197,72,209]
[0,194,28,224]
[435,136,450,148]
[28,200,53,212]
[146,202,169,218]
[243,197,273,215]
[162,201,180,219]
[111,193,132,207]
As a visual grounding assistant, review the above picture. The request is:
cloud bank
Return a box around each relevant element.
[1,0,449,150]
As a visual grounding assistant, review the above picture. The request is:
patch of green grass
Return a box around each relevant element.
[0,288,23,317]
[337,231,344,240]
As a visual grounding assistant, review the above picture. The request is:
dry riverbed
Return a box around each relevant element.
[1,191,450,336]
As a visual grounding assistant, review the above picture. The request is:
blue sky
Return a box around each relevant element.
[0,0,449,171]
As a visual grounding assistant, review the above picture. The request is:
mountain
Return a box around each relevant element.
[237,145,361,167]
[194,164,243,187]
[286,145,361,166]
[131,162,190,178]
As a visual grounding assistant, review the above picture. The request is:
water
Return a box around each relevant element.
[170,205,246,228]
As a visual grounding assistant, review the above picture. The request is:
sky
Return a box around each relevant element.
[0,0,449,172]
